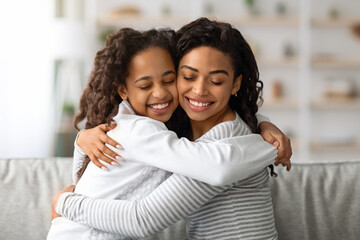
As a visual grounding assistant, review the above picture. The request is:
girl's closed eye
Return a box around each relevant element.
[163,77,176,84]
[139,84,151,90]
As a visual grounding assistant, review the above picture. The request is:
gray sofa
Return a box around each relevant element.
[1,158,359,240]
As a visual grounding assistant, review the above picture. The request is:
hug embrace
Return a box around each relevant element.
[48,17,292,240]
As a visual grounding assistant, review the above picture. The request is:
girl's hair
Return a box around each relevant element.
[176,17,263,134]
[73,28,177,180]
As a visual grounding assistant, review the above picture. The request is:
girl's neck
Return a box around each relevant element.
[190,105,236,141]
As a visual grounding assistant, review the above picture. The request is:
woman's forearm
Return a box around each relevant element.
[56,174,227,237]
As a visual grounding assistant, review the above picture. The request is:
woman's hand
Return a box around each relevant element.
[259,121,292,171]
[77,123,123,169]
[51,185,76,221]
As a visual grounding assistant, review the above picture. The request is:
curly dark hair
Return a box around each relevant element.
[176,17,263,134]
[73,27,177,179]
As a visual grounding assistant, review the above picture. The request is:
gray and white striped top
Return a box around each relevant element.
[57,112,278,240]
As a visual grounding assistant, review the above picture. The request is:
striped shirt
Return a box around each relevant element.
[56,109,278,239]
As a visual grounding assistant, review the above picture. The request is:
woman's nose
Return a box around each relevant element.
[192,79,208,96]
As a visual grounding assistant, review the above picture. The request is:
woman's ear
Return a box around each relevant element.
[117,85,128,100]
[232,75,242,95]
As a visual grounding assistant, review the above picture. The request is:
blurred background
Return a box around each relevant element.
[0,0,359,162]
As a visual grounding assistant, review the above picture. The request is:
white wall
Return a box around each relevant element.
[0,0,54,157]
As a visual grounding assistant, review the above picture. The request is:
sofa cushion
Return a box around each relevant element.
[0,158,73,240]
[1,158,360,240]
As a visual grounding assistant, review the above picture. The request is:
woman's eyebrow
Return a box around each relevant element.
[163,70,176,76]
[180,65,199,72]
[209,70,229,76]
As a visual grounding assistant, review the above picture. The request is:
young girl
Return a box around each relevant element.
[53,18,291,239]
[48,26,286,239]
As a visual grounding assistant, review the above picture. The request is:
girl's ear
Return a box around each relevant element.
[232,75,242,95]
[117,85,128,100]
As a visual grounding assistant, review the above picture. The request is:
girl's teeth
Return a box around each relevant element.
[189,99,210,107]
[151,103,169,109]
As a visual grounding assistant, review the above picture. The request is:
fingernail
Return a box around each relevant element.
[111,161,118,166]
[101,166,108,171]
[116,156,122,161]
[116,145,123,150]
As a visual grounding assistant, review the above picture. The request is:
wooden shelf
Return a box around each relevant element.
[312,17,360,27]
[217,15,299,27]
[257,57,299,68]
[311,56,360,69]
[311,98,360,110]
[262,98,298,109]
[310,141,360,151]
[97,14,189,27]
[97,14,299,28]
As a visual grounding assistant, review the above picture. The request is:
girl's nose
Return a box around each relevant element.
[152,84,168,99]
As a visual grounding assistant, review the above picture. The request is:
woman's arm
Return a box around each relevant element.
[56,174,228,238]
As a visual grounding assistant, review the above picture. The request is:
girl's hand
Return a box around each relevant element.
[77,123,123,169]
[51,185,75,220]
[259,121,292,171]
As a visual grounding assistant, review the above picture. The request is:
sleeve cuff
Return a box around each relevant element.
[74,130,86,156]
[256,113,270,125]
[55,192,76,216]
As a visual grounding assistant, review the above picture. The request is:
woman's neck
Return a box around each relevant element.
[190,105,236,141]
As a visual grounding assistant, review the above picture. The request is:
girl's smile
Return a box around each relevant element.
[147,101,172,114]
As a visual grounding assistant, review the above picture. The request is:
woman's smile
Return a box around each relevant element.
[186,97,214,112]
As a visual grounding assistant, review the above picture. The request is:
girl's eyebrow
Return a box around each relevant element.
[163,70,176,76]
[135,76,151,83]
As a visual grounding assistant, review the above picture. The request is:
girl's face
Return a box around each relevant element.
[118,47,178,122]
[177,46,241,124]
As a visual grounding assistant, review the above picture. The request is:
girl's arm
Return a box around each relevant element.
[108,118,277,186]
[72,137,86,184]
[56,174,229,238]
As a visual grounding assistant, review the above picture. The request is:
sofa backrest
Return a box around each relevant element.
[270,160,360,240]
[1,158,360,240]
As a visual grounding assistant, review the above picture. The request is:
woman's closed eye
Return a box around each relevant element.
[183,75,196,81]
[211,81,223,86]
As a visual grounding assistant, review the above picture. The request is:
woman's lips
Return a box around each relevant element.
[148,101,171,114]
[186,97,213,112]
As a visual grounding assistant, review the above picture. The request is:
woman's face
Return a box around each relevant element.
[177,46,241,123]
[118,47,178,122]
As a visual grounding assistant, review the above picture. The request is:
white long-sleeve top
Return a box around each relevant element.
[56,110,278,240]
[72,101,274,186]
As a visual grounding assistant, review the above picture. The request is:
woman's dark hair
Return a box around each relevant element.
[176,17,263,134]
[175,18,276,176]
[73,28,177,180]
